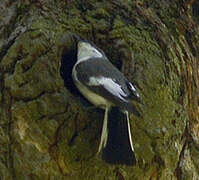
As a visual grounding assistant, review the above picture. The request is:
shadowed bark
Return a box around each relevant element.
[0,0,199,179]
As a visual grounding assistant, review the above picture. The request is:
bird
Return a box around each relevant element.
[72,39,142,165]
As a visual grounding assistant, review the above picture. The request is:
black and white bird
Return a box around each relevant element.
[72,39,142,165]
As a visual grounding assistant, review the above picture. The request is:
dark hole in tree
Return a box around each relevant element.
[60,46,78,94]
[60,44,92,106]
[193,1,199,18]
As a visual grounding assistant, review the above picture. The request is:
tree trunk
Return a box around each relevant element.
[0,0,199,179]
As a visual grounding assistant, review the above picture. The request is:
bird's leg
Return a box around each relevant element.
[97,107,109,154]
[125,111,134,151]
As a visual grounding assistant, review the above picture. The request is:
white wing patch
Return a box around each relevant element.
[129,82,140,97]
[88,76,128,101]
[129,82,136,91]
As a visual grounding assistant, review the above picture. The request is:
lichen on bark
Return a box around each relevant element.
[0,0,199,180]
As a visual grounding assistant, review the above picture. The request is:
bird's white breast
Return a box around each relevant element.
[72,65,112,108]
[75,80,111,108]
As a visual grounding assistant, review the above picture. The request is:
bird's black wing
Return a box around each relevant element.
[75,58,140,112]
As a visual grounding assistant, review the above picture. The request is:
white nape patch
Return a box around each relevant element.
[77,42,103,63]
[88,76,128,101]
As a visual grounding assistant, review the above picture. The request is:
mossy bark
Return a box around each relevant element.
[0,0,199,179]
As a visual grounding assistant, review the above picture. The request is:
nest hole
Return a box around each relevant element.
[60,44,92,106]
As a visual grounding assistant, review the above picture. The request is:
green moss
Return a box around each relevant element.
[95,8,110,18]
[1,0,195,179]
[190,144,199,171]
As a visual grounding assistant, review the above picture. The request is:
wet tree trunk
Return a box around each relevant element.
[0,0,199,179]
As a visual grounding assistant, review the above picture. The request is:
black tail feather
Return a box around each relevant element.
[101,107,136,165]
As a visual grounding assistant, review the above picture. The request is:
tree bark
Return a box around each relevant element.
[0,0,199,179]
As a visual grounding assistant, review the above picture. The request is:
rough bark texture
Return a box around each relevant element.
[0,0,199,179]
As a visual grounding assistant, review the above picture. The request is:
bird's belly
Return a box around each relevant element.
[75,81,111,108]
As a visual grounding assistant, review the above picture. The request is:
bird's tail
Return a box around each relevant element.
[98,107,136,165]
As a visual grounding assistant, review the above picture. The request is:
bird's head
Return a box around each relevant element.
[77,41,105,62]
